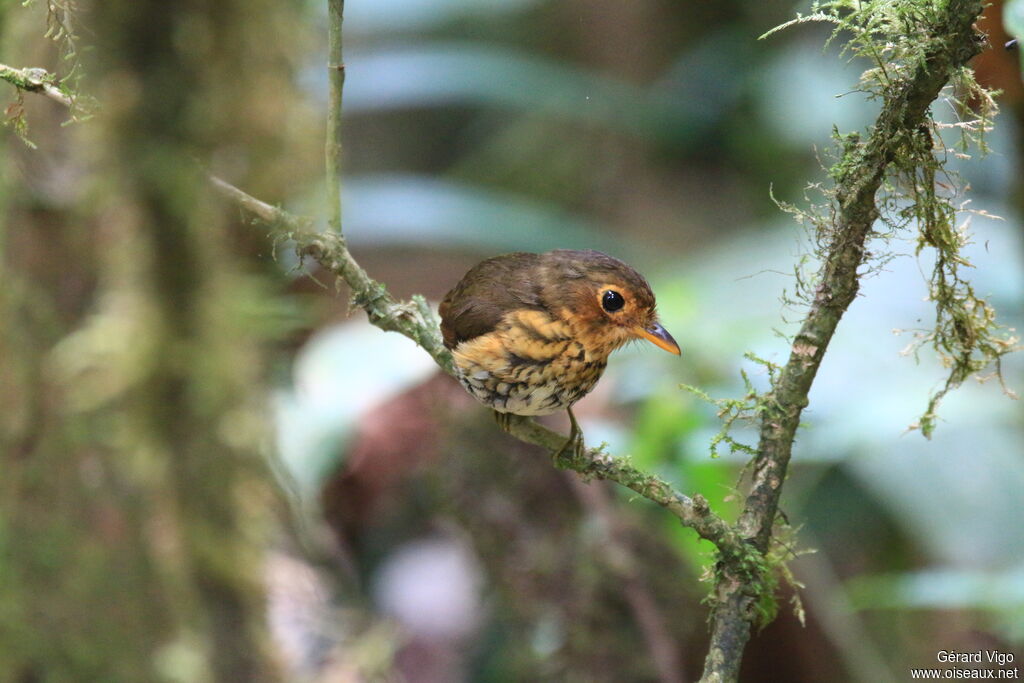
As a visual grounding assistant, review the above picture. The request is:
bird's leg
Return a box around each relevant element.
[493,410,513,433]
[552,406,586,466]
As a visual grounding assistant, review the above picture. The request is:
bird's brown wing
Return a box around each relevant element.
[439,252,546,349]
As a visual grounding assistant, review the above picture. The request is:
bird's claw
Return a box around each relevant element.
[552,406,586,467]
[493,408,587,466]
[493,410,513,433]
[552,430,586,467]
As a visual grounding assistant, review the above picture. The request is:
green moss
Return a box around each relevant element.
[763,0,1018,438]
[682,353,780,460]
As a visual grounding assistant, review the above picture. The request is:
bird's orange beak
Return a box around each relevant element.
[635,321,681,355]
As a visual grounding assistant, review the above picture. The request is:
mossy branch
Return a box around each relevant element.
[0,63,73,107]
[2,2,89,118]
[699,2,990,681]
[209,174,748,564]
[1,61,92,149]
[206,0,759,584]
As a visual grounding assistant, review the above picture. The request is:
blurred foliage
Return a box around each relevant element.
[1007,0,1024,69]
[2,0,309,681]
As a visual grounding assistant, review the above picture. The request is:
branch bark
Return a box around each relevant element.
[326,0,345,234]
[699,3,985,681]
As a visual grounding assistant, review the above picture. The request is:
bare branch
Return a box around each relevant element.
[213,5,744,567]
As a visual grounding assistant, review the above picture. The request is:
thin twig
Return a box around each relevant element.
[207,11,755,670]
[209,175,309,230]
[326,0,345,235]
[214,1,745,568]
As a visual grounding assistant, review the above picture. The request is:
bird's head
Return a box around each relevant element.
[542,250,681,357]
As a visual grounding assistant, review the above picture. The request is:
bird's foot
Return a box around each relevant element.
[552,407,587,467]
[552,430,586,467]
[493,410,513,433]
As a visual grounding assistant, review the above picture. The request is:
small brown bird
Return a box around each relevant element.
[439,249,680,456]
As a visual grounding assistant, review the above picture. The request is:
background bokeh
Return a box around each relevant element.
[2,0,1023,681]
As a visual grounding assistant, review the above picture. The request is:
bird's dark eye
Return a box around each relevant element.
[602,290,625,312]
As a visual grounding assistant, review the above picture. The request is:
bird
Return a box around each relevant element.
[439,249,680,458]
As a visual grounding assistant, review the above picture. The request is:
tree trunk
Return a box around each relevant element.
[0,3,287,680]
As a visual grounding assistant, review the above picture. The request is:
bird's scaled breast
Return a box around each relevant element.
[450,309,608,416]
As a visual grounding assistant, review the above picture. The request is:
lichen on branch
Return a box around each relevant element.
[768,0,1019,438]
